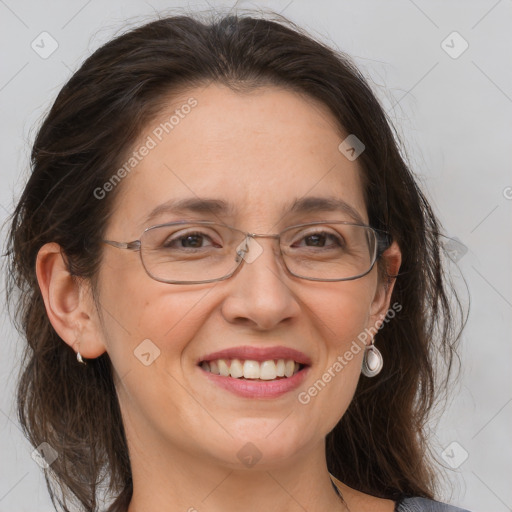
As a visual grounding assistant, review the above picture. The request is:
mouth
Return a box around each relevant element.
[195,345,312,398]
[199,358,308,381]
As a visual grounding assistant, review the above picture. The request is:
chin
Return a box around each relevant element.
[202,421,314,469]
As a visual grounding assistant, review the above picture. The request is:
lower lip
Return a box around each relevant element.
[199,366,310,398]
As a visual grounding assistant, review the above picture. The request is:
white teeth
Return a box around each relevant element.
[259,360,277,380]
[243,360,260,379]
[276,359,286,377]
[229,359,244,378]
[209,360,219,375]
[218,359,230,377]
[201,358,303,380]
[284,359,295,378]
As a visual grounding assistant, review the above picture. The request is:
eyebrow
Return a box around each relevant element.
[143,196,365,226]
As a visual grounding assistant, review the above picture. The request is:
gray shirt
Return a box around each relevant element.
[395,496,472,511]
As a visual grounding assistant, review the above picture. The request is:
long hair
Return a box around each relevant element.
[4,10,465,511]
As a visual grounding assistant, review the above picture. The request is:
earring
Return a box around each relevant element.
[74,333,87,365]
[361,339,383,377]
[76,344,87,365]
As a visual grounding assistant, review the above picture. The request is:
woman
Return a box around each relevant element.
[5,10,470,512]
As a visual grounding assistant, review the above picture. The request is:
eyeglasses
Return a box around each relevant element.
[102,220,391,285]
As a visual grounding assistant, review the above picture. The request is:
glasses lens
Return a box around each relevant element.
[141,222,246,283]
[280,222,377,280]
[140,221,378,283]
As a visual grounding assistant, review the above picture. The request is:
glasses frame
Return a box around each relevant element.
[102,220,392,285]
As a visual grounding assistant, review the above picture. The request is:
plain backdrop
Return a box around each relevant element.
[0,1,511,511]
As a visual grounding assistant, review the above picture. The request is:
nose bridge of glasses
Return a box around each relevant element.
[235,232,282,265]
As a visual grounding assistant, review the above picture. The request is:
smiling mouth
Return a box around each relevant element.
[199,358,307,381]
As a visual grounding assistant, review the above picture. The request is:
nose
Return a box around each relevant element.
[220,235,301,330]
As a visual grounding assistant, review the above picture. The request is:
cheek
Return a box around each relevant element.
[95,253,211,374]
[294,280,376,421]
[95,268,218,447]
[305,276,377,348]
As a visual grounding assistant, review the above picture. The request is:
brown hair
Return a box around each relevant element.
[4,9,465,512]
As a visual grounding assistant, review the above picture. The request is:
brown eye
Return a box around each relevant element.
[295,231,343,248]
[164,231,213,249]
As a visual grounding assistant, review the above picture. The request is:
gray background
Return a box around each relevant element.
[1,1,511,511]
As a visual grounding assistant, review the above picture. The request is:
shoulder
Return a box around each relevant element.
[395,496,472,512]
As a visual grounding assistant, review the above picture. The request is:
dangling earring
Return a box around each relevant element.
[75,341,87,365]
[361,338,383,377]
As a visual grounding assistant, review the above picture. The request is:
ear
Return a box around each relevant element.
[35,242,106,359]
[368,240,402,329]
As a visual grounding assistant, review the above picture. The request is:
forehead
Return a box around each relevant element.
[107,83,368,236]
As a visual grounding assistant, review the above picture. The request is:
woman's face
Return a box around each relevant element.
[91,83,400,469]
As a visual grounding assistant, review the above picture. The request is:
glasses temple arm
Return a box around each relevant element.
[102,239,141,251]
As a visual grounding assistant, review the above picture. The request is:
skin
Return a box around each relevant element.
[36,83,401,512]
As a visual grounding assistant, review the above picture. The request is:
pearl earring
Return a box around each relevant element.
[361,339,383,377]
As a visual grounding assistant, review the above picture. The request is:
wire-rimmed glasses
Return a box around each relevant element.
[102,220,391,285]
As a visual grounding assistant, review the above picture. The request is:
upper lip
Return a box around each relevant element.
[197,345,312,366]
